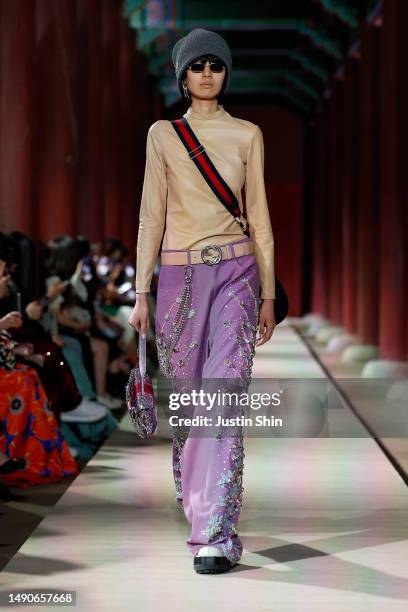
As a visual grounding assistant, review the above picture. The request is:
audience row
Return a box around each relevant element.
[0,231,159,498]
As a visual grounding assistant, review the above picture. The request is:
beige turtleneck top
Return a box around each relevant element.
[135,104,275,299]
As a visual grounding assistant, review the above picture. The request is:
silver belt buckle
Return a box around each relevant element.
[200,244,222,266]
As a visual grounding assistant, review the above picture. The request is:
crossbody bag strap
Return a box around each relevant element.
[170,116,250,238]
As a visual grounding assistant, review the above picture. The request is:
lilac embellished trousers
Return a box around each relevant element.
[155,237,261,564]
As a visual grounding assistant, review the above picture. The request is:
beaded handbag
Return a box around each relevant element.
[125,333,157,438]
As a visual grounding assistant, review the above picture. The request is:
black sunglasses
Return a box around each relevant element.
[188,60,225,73]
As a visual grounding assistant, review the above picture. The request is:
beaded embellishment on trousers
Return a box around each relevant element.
[156,264,193,381]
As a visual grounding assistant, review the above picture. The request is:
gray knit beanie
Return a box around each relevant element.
[171,28,232,99]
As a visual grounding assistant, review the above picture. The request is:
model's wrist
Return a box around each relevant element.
[136,292,149,302]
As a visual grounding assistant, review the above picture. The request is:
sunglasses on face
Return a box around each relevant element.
[187,60,225,73]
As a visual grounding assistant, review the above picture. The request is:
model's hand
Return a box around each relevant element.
[128,294,149,336]
[255,299,276,347]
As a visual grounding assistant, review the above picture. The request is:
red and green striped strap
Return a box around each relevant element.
[170,116,249,237]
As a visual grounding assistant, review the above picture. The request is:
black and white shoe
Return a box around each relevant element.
[193,546,234,574]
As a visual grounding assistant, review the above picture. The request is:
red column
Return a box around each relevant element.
[401,4,408,361]
[327,82,343,324]
[320,102,333,317]
[132,38,164,270]
[309,113,327,314]
[101,0,121,240]
[310,106,331,316]
[119,16,140,253]
[378,0,406,360]
[356,21,380,345]
[35,0,77,240]
[76,0,103,243]
[0,0,35,236]
[340,58,359,333]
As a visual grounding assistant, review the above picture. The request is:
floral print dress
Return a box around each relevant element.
[0,330,79,488]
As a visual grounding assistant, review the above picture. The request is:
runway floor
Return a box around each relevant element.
[1,323,407,611]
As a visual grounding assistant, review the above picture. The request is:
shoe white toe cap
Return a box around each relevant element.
[196,546,224,557]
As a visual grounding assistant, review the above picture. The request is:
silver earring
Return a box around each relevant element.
[182,82,190,100]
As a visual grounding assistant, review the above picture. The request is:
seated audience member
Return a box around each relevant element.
[0,242,107,424]
[0,324,79,488]
[0,236,118,461]
[45,236,124,409]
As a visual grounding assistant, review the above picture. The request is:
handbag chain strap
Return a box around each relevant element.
[138,332,146,393]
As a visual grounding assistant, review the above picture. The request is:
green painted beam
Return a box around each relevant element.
[122,0,358,119]
[274,91,313,117]
[147,44,328,78]
[123,0,146,18]
[232,69,320,101]
[318,1,359,28]
[297,19,342,60]
[149,54,172,73]
[221,47,329,84]
[129,17,342,62]
[284,73,320,101]
[289,50,329,83]
[149,46,329,93]
[130,17,301,31]
[136,28,169,51]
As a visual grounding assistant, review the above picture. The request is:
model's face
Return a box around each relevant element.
[183,55,226,101]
